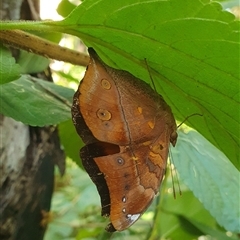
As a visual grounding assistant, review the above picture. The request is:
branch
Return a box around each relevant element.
[0,30,89,66]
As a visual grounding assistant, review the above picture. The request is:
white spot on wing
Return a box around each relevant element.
[126,213,141,223]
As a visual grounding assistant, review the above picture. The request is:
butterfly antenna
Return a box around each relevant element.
[169,149,182,196]
[177,113,203,128]
[144,58,157,92]
[169,150,176,199]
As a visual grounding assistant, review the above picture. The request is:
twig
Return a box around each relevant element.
[0,29,89,66]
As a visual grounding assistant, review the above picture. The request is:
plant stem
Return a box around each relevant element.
[0,30,89,66]
[0,20,59,31]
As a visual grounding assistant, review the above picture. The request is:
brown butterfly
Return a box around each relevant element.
[71,48,177,232]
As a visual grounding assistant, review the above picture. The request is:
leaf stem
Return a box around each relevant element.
[0,20,59,31]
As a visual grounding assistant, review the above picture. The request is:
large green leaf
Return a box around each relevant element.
[0,76,73,126]
[171,130,240,233]
[47,0,239,168]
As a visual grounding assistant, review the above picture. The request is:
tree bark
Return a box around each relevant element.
[0,1,65,239]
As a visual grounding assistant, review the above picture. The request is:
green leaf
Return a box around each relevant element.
[57,0,77,18]
[151,189,237,239]
[51,0,239,168]
[184,216,238,240]
[0,75,74,126]
[17,50,50,74]
[58,120,84,168]
[171,130,240,233]
[151,210,203,240]
[0,44,21,84]
[150,177,206,239]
